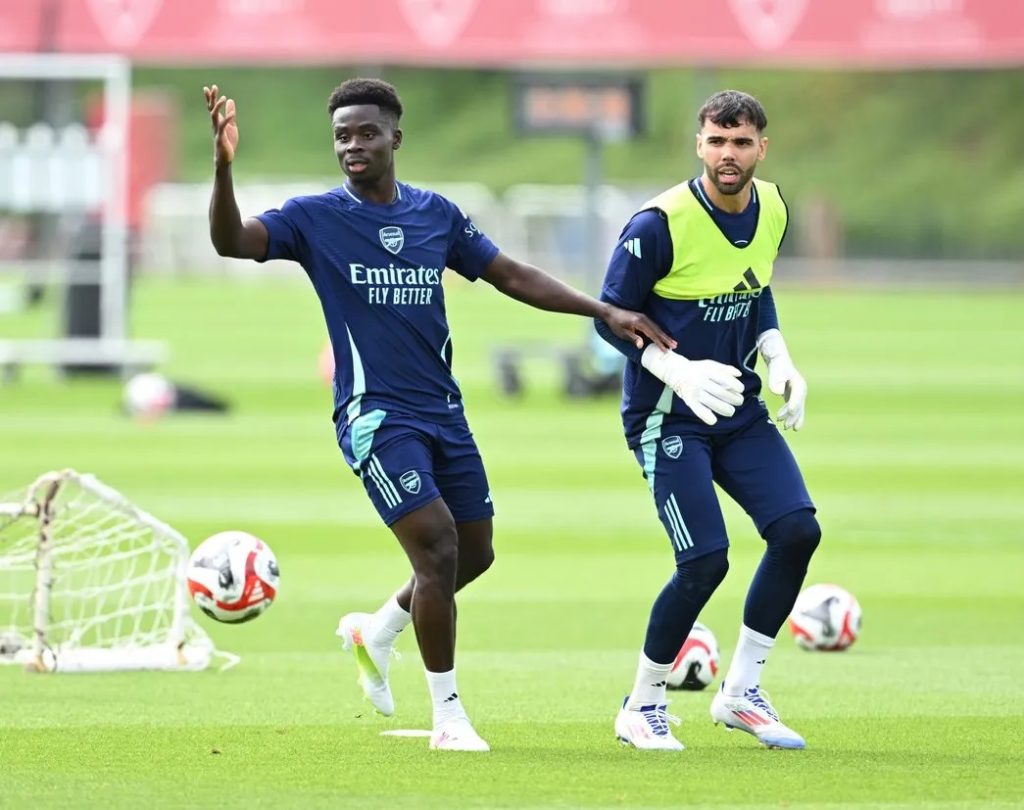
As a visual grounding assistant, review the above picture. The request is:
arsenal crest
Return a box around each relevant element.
[400,470,422,495]
[398,0,478,47]
[379,226,405,255]
[727,0,810,50]
[86,0,163,47]
[662,436,683,460]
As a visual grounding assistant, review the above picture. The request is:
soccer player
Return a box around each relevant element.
[594,90,821,750]
[203,78,673,752]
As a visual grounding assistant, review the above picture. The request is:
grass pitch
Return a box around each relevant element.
[1,278,1022,808]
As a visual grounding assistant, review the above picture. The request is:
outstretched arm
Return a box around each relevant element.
[204,84,269,260]
[483,252,674,350]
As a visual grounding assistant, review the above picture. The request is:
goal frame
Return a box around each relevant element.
[0,469,235,673]
[0,53,165,376]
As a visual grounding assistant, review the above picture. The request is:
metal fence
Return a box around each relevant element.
[139,179,647,289]
[137,179,1023,287]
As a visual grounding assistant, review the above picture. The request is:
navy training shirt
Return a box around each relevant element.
[598,178,784,447]
[257,181,500,426]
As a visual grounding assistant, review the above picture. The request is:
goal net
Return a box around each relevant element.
[0,469,235,672]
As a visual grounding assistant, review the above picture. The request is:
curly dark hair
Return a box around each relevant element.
[327,78,403,124]
[697,90,767,133]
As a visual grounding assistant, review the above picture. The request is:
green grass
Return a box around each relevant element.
[1,279,1023,808]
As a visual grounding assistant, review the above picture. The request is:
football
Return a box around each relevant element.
[789,583,861,651]
[123,372,176,420]
[186,531,279,624]
[666,621,720,690]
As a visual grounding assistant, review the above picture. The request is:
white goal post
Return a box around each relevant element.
[0,470,235,673]
[0,53,166,376]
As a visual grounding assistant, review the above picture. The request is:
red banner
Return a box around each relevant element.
[3,0,1022,67]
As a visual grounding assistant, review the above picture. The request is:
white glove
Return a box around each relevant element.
[641,345,744,426]
[757,328,807,431]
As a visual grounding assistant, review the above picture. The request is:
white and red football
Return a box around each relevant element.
[187,531,279,624]
[789,583,861,651]
[666,621,720,690]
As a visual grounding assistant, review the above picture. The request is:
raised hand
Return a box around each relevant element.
[203,84,238,166]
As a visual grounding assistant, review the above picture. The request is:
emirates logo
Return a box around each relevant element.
[398,0,478,47]
[85,0,163,47]
[727,0,810,50]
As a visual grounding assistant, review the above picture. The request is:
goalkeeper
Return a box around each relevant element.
[594,90,820,752]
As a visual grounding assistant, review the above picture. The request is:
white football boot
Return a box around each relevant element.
[429,716,490,752]
[710,684,806,749]
[614,697,684,750]
[336,612,396,716]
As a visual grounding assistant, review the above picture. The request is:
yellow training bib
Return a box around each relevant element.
[643,178,788,300]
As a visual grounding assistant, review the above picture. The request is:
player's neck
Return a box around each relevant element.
[699,173,752,214]
[344,174,398,205]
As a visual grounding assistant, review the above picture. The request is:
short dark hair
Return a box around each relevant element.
[327,78,403,124]
[698,90,767,133]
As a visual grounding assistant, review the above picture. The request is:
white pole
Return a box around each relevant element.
[0,54,150,372]
[31,475,62,671]
[99,58,131,346]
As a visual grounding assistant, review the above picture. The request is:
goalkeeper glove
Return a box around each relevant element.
[757,328,807,431]
[640,346,744,426]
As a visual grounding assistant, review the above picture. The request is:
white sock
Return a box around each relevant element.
[626,651,674,709]
[425,667,465,728]
[723,624,775,696]
[372,594,411,645]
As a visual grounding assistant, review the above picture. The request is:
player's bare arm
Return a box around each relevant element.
[204,84,269,260]
[483,252,675,350]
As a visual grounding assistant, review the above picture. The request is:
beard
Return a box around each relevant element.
[706,161,756,196]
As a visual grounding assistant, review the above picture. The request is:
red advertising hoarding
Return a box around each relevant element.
[2,0,1022,67]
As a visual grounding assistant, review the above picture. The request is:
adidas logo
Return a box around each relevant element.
[733,267,762,292]
[652,680,667,688]
[622,237,642,258]
[443,692,459,703]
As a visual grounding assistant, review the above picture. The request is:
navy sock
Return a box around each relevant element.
[643,550,729,664]
[743,509,821,637]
